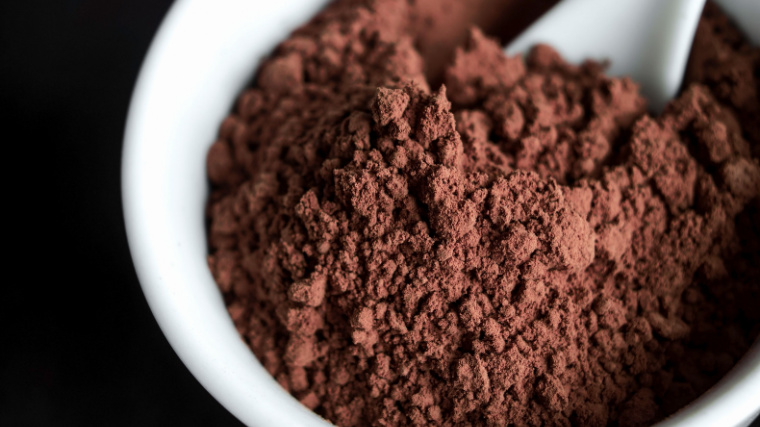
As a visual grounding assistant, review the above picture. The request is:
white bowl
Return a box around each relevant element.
[123,1,760,425]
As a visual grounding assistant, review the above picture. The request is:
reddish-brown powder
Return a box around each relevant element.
[206,1,760,426]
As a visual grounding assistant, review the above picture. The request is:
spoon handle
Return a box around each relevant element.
[506,0,706,112]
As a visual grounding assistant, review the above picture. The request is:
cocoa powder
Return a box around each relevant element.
[206,1,760,426]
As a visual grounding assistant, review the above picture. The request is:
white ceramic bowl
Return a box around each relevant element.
[123,1,760,425]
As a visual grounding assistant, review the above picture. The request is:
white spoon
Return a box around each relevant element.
[506,0,707,113]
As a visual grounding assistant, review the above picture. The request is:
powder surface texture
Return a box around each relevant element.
[206,1,760,426]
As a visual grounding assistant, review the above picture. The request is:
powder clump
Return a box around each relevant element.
[206,1,760,426]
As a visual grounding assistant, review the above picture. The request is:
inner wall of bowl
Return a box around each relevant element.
[713,0,760,44]
[124,0,760,426]
[124,1,332,426]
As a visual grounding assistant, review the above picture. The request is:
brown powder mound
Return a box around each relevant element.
[685,2,760,157]
[206,1,760,426]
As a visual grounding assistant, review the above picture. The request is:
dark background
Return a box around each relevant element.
[1,0,242,425]
[1,1,758,426]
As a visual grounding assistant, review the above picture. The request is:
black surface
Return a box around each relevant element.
[1,0,241,425]
[1,1,758,426]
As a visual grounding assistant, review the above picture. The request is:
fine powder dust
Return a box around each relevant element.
[205,1,760,426]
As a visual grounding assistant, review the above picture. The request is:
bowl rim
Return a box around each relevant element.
[122,1,333,426]
[122,1,760,426]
